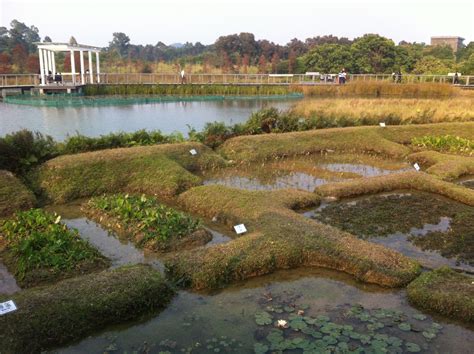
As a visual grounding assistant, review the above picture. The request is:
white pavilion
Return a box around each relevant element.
[35,42,102,88]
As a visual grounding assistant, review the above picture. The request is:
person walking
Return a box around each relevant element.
[180,69,186,84]
[338,68,347,84]
[453,72,459,85]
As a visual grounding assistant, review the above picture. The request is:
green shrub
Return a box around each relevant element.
[0,129,58,174]
[1,209,107,284]
[85,194,207,251]
[61,129,184,154]
[412,135,473,155]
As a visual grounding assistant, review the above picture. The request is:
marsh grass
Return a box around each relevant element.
[407,267,474,322]
[292,98,474,126]
[0,170,36,218]
[412,135,473,155]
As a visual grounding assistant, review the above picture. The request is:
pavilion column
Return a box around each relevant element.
[96,52,100,83]
[52,51,56,75]
[43,50,50,81]
[38,48,45,85]
[70,50,76,85]
[79,50,85,84]
[48,51,54,74]
[88,51,93,83]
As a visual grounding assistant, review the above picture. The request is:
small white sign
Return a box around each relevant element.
[413,163,421,171]
[0,300,17,315]
[233,224,247,234]
[189,149,197,156]
[379,122,386,127]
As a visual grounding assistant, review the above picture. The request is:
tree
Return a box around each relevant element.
[26,54,39,73]
[8,20,40,53]
[423,45,454,60]
[43,36,52,42]
[12,44,28,71]
[0,52,12,73]
[288,50,297,73]
[258,54,267,73]
[69,36,78,45]
[413,56,452,74]
[108,32,130,58]
[351,34,396,73]
[271,53,280,73]
[304,44,353,73]
[460,53,474,75]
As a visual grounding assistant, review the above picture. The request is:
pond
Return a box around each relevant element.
[0,98,295,140]
[53,267,473,354]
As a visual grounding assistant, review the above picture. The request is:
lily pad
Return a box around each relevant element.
[398,322,411,331]
[406,342,421,352]
[422,331,437,340]
[412,314,427,321]
[255,311,273,326]
[253,343,268,354]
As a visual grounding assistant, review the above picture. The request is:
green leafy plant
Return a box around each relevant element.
[412,135,473,155]
[86,194,202,249]
[1,209,104,279]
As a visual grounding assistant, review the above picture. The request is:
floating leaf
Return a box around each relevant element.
[412,314,427,321]
[406,342,421,352]
[398,322,411,331]
[253,343,268,354]
[255,311,272,326]
[422,331,436,340]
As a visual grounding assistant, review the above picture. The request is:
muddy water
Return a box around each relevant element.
[457,175,474,189]
[53,267,473,354]
[304,192,474,272]
[0,263,20,295]
[202,156,411,192]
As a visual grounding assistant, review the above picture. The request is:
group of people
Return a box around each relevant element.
[392,71,403,83]
[39,70,63,85]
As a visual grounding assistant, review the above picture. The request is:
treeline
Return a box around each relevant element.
[1,19,473,75]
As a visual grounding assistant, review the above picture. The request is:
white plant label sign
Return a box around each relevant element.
[379,122,386,127]
[413,163,421,171]
[0,300,17,315]
[234,224,247,234]
[189,149,197,156]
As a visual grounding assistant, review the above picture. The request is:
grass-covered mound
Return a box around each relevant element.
[407,267,474,323]
[0,209,108,288]
[0,265,174,353]
[218,122,474,163]
[83,194,211,252]
[165,185,420,289]
[0,170,36,218]
[32,142,226,203]
[316,171,474,207]
[408,151,474,180]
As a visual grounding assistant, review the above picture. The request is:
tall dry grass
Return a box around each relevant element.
[293,81,474,99]
[292,97,474,125]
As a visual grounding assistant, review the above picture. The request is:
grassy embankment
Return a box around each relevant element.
[83,194,211,252]
[0,209,109,288]
[0,265,174,353]
[407,267,474,323]
[32,142,226,203]
[0,170,36,218]
[165,186,420,289]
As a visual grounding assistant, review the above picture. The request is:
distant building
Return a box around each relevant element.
[430,36,465,52]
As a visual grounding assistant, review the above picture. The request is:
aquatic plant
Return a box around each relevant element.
[85,194,208,251]
[412,135,473,155]
[0,209,108,286]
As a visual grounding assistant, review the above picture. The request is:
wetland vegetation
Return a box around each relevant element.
[1,95,474,352]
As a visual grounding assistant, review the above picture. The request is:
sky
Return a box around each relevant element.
[1,0,473,47]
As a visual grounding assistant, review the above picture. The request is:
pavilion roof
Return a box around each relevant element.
[34,42,102,52]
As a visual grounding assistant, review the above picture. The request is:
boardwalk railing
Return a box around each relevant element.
[1,73,473,88]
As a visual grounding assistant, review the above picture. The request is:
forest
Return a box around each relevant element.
[1,19,473,75]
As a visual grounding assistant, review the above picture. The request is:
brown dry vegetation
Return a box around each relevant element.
[32,142,226,203]
[292,97,474,125]
[0,170,36,218]
[165,185,420,289]
[316,171,474,206]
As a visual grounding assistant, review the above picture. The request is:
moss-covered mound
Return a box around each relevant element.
[0,209,109,288]
[0,265,175,353]
[407,267,474,323]
[83,194,211,252]
[408,151,474,180]
[0,170,36,218]
[218,122,474,163]
[165,186,420,289]
[316,171,474,206]
[32,142,226,203]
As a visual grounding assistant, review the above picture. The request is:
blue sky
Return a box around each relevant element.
[1,0,473,46]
